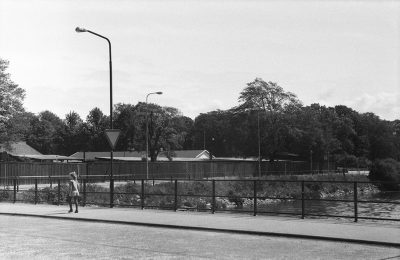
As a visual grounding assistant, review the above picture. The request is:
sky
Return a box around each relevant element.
[1,0,399,121]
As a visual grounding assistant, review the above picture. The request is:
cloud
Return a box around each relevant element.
[345,92,400,121]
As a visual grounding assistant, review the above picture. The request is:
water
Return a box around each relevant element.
[260,192,400,221]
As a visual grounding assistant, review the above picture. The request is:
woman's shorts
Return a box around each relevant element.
[70,191,80,197]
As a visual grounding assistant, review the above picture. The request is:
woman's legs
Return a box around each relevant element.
[73,196,78,213]
[68,196,73,212]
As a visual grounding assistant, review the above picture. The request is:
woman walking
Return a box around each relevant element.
[68,171,80,213]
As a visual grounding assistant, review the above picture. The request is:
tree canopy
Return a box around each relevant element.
[1,60,399,172]
[0,59,28,146]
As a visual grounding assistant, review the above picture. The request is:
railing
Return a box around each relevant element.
[1,176,398,222]
[0,161,346,181]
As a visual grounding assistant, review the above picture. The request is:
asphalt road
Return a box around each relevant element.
[0,215,399,260]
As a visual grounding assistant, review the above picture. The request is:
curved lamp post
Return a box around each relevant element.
[75,27,113,129]
[146,91,163,180]
[76,26,115,207]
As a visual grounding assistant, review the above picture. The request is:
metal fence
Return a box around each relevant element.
[1,176,398,222]
[0,160,342,184]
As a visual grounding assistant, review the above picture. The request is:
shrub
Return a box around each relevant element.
[369,158,400,190]
[0,188,11,201]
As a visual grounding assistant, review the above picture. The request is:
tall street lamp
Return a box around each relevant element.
[146,91,163,180]
[257,110,261,178]
[76,26,115,207]
[75,26,114,173]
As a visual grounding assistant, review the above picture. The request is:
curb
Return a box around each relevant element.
[1,212,399,248]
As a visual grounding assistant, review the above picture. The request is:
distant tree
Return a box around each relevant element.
[114,103,139,151]
[8,111,36,141]
[193,110,231,157]
[59,111,85,155]
[0,59,26,145]
[147,105,184,161]
[170,116,194,150]
[113,102,192,161]
[237,78,302,161]
[27,111,64,154]
[238,78,301,112]
[85,107,109,151]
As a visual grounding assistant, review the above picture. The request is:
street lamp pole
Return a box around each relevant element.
[257,110,261,178]
[145,92,163,180]
[75,27,114,178]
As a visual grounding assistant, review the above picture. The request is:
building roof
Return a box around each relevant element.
[72,150,212,161]
[158,150,211,159]
[18,154,78,161]
[0,141,42,156]
[97,156,209,162]
[70,151,145,161]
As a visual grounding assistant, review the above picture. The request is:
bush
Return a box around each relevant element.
[0,188,11,201]
[369,158,400,190]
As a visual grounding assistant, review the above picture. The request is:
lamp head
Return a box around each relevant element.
[156,92,163,95]
[75,27,87,33]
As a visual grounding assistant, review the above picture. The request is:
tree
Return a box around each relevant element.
[59,111,85,155]
[27,111,64,154]
[113,102,192,161]
[147,105,184,161]
[114,103,139,151]
[237,78,302,161]
[0,59,26,145]
[85,107,109,151]
[238,78,301,112]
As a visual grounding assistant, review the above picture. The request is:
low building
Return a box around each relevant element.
[0,141,42,161]
[0,141,79,162]
[70,150,213,162]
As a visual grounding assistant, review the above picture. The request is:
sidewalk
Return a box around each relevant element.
[0,203,399,248]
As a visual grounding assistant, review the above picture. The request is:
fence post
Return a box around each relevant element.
[174,180,178,212]
[47,176,51,202]
[212,180,215,214]
[354,181,358,222]
[13,178,16,203]
[57,179,61,206]
[301,181,305,219]
[86,162,89,177]
[34,178,38,205]
[141,179,145,210]
[109,178,114,208]
[83,179,86,207]
[253,180,257,216]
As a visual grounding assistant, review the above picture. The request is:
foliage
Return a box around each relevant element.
[0,59,27,145]
[369,158,400,190]
[27,111,64,154]
[1,59,399,180]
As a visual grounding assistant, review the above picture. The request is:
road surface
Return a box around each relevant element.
[0,215,398,259]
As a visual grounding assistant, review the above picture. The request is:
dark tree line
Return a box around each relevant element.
[1,59,399,168]
[192,78,400,168]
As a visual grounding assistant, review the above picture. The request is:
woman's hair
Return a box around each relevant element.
[69,171,77,180]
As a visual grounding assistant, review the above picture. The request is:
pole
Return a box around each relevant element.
[301,180,305,219]
[81,29,113,179]
[108,36,114,180]
[257,110,261,178]
[146,95,150,180]
[203,130,206,150]
[354,182,358,222]
[145,92,162,180]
